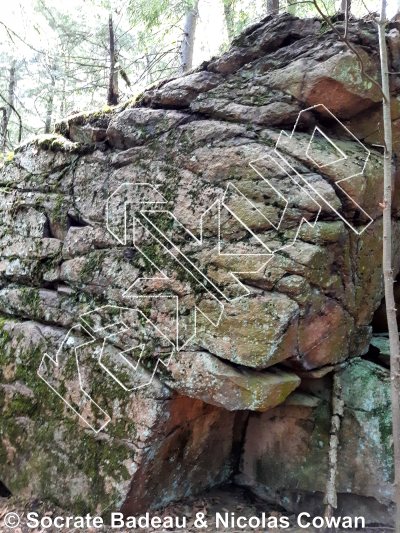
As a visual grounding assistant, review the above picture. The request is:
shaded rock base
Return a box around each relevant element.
[237,359,394,526]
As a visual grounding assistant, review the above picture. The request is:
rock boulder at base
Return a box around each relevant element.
[237,359,394,525]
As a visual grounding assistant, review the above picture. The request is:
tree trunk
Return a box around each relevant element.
[45,64,56,134]
[60,54,69,118]
[45,90,55,134]
[266,0,279,15]
[1,60,16,152]
[0,107,6,152]
[223,0,236,41]
[324,372,344,521]
[60,76,66,118]
[340,0,351,37]
[378,2,400,532]
[0,106,7,153]
[107,13,119,106]
[180,1,199,74]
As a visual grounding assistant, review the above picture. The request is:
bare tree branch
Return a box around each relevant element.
[0,92,22,144]
[377,2,400,531]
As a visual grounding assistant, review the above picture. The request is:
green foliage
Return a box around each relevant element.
[129,0,176,28]
[129,0,198,26]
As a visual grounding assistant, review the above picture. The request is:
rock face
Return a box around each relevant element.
[237,359,394,525]
[0,13,399,521]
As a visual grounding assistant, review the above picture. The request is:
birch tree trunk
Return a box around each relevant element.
[107,13,119,106]
[324,373,344,520]
[180,1,199,74]
[378,2,400,531]
[1,59,17,152]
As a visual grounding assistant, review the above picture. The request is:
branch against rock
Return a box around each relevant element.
[378,2,400,532]
[324,372,344,522]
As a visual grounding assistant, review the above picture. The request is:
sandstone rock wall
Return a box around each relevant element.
[0,13,399,520]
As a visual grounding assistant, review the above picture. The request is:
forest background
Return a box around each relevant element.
[0,0,397,158]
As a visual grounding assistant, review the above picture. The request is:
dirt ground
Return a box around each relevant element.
[0,486,394,533]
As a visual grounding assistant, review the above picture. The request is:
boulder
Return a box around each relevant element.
[165,351,300,411]
[0,319,239,513]
[0,13,399,516]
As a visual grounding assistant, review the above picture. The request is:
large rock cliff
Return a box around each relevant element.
[0,13,399,522]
